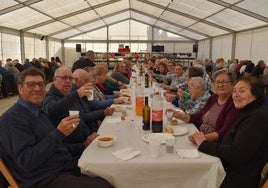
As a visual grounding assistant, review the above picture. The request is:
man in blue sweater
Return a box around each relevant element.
[0,68,113,188]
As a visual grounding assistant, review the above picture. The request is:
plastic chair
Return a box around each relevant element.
[0,158,19,188]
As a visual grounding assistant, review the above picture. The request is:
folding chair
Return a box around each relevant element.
[0,158,19,188]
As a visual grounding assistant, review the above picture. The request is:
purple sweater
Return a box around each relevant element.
[190,94,237,141]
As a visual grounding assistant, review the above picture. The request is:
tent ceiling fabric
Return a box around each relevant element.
[0,0,268,41]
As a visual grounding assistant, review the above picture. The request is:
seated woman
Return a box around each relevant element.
[95,65,119,95]
[170,69,237,142]
[191,76,268,188]
[97,62,127,91]
[110,62,130,84]
[177,77,210,114]
[167,66,204,106]
[152,61,168,83]
[94,65,129,98]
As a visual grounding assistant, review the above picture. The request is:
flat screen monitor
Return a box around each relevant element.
[152,45,164,52]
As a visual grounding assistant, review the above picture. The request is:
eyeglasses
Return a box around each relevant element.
[214,81,231,86]
[23,81,46,89]
[56,75,73,81]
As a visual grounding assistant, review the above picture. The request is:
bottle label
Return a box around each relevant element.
[136,96,144,106]
[152,110,163,121]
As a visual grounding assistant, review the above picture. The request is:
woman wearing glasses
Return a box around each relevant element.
[171,69,238,142]
[192,76,268,188]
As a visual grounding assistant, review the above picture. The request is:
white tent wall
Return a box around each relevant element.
[197,39,210,61]
[235,27,268,64]
[211,35,233,63]
[198,26,268,64]
[2,27,268,67]
[48,39,63,63]
[1,33,21,63]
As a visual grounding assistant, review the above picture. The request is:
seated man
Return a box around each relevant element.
[72,69,116,131]
[0,67,113,188]
[42,66,98,156]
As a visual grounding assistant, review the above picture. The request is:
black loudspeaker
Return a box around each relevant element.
[76,44,81,52]
[193,44,198,53]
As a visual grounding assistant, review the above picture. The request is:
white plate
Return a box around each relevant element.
[164,126,188,136]
[142,133,175,144]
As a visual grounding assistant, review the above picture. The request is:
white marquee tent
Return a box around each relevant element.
[0,0,268,66]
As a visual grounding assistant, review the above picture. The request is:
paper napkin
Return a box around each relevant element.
[176,149,200,158]
[112,147,141,160]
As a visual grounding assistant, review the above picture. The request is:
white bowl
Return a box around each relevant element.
[95,135,117,147]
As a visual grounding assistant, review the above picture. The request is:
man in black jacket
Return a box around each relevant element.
[72,50,96,72]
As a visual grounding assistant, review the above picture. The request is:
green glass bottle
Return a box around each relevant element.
[142,96,150,130]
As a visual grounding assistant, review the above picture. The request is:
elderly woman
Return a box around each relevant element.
[110,61,130,84]
[192,76,268,188]
[95,65,120,95]
[178,77,210,114]
[171,69,237,142]
[152,61,168,83]
[166,66,204,105]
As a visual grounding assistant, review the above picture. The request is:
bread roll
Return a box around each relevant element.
[171,119,178,125]
[165,127,174,133]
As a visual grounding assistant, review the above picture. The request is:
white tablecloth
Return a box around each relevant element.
[78,87,225,188]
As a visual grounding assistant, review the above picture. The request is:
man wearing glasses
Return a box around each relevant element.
[0,67,113,188]
[43,66,98,157]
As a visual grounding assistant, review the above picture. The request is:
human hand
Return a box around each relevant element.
[119,92,131,97]
[77,83,93,98]
[113,91,121,95]
[117,81,125,87]
[120,85,128,89]
[177,89,184,100]
[188,134,197,145]
[104,107,115,116]
[191,131,206,146]
[172,110,184,119]
[165,93,176,102]
[57,115,80,136]
[114,97,129,104]
[84,132,99,148]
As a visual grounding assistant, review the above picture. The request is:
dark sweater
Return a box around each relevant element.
[42,84,92,156]
[199,101,268,188]
[71,58,95,72]
[190,94,237,141]
[0,98,72,188]
[71,84,104,132]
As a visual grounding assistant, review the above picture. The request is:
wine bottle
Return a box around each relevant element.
[142,96,150,130]
[151,94,163,133]
[144,72,149,88]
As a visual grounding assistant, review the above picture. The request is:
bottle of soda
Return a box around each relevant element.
[135,86,144,116]
[142,96,150,130]
[151,94,163,132]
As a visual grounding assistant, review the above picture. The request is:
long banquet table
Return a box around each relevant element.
[78,87,225,188]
